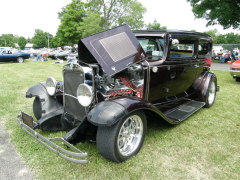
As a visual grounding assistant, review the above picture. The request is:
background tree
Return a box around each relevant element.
[18,36,27,50]
[77,11,104,37]
[204,29,219,38]
[31,29,53,49]
[87,0,146,30]
[55,0,87,46]
[187,0,240,29]
[0,34,16,47]
[56,0,146,41]
[203,29,240,44]
[146,19,167,30]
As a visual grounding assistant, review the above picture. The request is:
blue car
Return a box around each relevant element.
[0,49,30,63]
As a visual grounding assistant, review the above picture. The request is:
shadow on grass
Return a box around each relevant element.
[146,115,176,136]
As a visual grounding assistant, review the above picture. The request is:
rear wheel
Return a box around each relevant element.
[17,57,24,63]
[203,78,217,108]
[96,111,147,163]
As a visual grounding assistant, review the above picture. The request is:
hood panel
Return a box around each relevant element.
[80,25,146,75]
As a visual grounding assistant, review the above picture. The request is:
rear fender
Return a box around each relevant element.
[87,97,171,127]
[26,82,64,131]
[192,71,217,98]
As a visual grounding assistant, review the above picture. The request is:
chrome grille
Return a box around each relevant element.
[63,68,86,121]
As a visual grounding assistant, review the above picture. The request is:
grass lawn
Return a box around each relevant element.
[0,59,239,180]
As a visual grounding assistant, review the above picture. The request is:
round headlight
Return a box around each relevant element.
[46,77,57,96]
[77,84,93,107]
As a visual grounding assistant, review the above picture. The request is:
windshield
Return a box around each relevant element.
[137,37,164,60]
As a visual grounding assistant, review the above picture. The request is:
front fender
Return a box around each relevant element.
[87,97,169,126]
[87,101,127,127]
[26,82,64,131]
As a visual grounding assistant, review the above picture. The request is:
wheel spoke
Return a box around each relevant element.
[117,114,144,156]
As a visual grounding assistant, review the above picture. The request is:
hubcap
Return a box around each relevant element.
[117,115,143,156]
[208,81,216,105]
[18,57,23,63]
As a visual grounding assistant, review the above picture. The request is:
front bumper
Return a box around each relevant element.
[229,70,240,78]
[17,112,88,164]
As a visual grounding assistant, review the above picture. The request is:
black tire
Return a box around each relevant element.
[33,97,42,120]
[96,110,147,163]
[236,77,240,82]
[17,57,24,63]
[203,78,217,108]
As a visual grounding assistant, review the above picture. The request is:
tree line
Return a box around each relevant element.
[0,0,239,49]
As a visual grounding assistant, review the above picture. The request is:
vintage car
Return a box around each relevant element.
[54,50,72,60]
[48,50,63,59]
[229,59,240,81]
[18,25,219,163]
[0,49,30,63]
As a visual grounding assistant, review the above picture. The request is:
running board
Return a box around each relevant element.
[164,100,205,122]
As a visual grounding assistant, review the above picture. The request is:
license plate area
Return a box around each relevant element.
[21,112,34,128]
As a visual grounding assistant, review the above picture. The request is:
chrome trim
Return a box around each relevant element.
[64,93,78,100]
[17,113,88,164]
[143,60,150,101]
[229,70,240,77]
[134,33,165,37]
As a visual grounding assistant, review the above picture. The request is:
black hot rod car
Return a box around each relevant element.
[18,25,219,163]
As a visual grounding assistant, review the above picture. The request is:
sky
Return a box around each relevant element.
[0,0,238,39]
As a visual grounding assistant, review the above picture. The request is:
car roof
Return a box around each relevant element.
[133,30,211,37]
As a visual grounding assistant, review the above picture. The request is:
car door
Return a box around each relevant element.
[0,50,15,62]
[143,34,199,104]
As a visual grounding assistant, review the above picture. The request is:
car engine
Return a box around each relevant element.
[89,64,144,101]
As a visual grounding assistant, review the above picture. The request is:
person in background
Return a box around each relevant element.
[219,49,224,63]
[35,52,41,61]
[231,50,236,61]
[212,50,216,59]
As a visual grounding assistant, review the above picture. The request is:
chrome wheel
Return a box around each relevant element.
[207,81,216,106]
[204,78,217,108]
[118,115,143,156]
[97,111,147,163]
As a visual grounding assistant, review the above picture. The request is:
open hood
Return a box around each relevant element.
[78,25,147,75]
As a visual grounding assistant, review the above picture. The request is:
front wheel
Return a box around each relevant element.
[33,97,42,120]
[96,111,147,163]
[17,57,24,63]
[203,78,217,108]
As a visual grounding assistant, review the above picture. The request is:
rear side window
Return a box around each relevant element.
[198,38,212,58]
[170,35,197,59]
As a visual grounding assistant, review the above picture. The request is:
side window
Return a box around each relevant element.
[138,37,164,61]
[198,39,212,58]
[170,36,196,59]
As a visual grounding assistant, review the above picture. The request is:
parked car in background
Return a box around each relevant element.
[54,50,71,60]
[0,49,30,63]
[40,51,49,57]
[229,59,240,81]
[18,25,219,164]
[48,50,62,59]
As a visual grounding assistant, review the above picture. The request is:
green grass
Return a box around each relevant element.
[0,59,239,180]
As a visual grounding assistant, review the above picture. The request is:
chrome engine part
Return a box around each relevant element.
[93,63,144,99]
